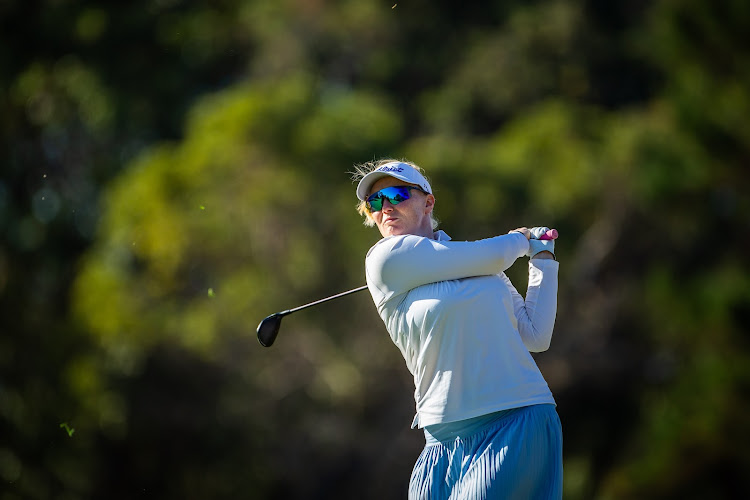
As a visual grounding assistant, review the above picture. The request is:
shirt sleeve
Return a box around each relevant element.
[366,232,529,305]
[499,258,559,352]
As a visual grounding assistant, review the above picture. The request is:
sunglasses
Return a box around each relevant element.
[365,185,427,212]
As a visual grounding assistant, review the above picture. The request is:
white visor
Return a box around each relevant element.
[356,162,433,201]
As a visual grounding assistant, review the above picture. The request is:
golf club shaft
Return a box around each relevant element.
[271,228,557,317]
[279,284,369,316]
[258,229,559,347]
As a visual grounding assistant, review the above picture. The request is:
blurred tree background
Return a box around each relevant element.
[1,0,748,498]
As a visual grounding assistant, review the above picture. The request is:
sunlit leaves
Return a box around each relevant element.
[73,75,401,377]
[486,100,600,217]
[419,1,584,133]
[293,87,402,162]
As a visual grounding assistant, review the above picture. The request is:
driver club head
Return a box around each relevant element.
[257,313,283,347]
[256,285,367,348]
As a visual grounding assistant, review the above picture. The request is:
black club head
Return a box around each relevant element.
[257,313,283,347]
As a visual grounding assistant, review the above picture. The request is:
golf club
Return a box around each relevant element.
[257,228,558,347]
[539,229,558,240]
[257,285,368,347]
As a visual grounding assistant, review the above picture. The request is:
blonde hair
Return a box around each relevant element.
[350,158,439,230]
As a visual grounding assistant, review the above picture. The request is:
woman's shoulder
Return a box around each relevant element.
[366,234,412,259]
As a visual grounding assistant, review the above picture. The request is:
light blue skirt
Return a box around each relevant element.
[409,404,562,500]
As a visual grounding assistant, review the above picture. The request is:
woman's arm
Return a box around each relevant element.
[500,258,559,352]
[366,233,529,299]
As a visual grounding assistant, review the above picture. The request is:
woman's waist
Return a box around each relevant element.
[414,386,556,430]
[423,403,556,443]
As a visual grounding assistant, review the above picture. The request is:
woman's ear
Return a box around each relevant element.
[424,194,435,214]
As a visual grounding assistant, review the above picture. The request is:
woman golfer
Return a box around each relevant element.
[353,160,562,499]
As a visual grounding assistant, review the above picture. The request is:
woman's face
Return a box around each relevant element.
[367,176,435,238]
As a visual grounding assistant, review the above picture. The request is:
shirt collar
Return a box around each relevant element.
[433,230,452,241]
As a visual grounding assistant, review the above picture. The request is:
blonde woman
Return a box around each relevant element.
[353,159,562,499]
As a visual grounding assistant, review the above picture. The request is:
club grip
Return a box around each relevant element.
[538,229,558,240]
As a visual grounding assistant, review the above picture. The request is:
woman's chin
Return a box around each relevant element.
[380,226,403,237]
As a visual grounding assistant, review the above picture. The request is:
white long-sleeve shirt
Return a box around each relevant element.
[365,230,558,428]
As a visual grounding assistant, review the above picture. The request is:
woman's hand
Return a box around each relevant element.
[527,226,556,259]
[509,227,531,239]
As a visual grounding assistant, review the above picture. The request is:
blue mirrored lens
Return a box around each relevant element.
[366,186,415,212]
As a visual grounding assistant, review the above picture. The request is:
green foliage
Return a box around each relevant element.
[68,77,405,495]
[2,0,749,498]
[73,75,397,366]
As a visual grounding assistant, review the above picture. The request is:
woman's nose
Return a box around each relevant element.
[381,199,395,211]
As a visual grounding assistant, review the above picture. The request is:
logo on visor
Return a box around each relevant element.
[376,165,405,173]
